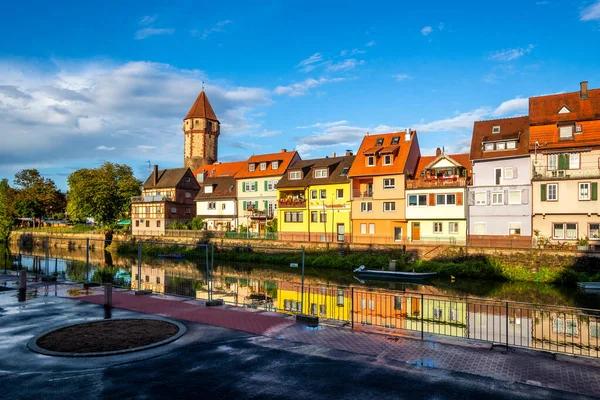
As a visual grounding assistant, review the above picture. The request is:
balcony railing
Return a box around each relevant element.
[406,177,468,189]
[532,166,600,181]
[278,199,306,208]
[131,194,173,203]
[352,190,373,198]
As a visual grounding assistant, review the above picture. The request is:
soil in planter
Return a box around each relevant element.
[36,319,179,353]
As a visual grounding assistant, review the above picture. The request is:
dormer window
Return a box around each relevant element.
[272,161,279,169]
[391,136,400,144]
[315,168,328,178]
[496,142,506,150]
[340,167,349,176]
[376,138,384,146]
[260,162,267,170]
[289,171,302,180]
[576,124,583,133]
[559,125,574,140]
[204,185,213,194]
[484,143,494,151]
[383,154,393,165]
[367,156,375,166]
[507,141,517,149]
[249,163,255,172]
[492,126,500,134]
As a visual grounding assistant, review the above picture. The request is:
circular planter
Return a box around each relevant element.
[27,318,186,357]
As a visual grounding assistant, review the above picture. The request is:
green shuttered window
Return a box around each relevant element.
[540,184,547,202]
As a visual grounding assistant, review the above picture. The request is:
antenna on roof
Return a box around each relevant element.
[202,81,205,91]
[147,160,151,175]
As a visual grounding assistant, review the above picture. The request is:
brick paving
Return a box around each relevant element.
[75,290,600,398]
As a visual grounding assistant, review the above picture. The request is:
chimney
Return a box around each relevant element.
[281,148,287,153]
[436,148,441,157]
[346,150,353,156]
[153,165,158,186]
[332,152,337,158]
[404,128,411,142]
[580,81,589,100]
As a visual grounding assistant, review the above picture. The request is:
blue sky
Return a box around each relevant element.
[1,0,600,190]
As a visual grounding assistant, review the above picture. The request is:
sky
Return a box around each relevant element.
[1,0,600,190]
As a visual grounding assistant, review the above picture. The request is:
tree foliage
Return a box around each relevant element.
[0,179,14,242]
[13,169,65,219]
[67,162,141,225]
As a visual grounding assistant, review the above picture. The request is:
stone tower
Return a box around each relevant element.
[183,91,220,171]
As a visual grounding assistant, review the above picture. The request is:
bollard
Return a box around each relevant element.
[104,283,113,308]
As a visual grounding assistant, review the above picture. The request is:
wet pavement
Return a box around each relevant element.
[1,278,599,399]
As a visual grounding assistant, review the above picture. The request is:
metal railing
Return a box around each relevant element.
[406,177,469,189]
[532,166,600,181]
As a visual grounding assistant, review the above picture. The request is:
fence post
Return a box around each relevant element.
[85,238,90,282]
[45,236,49,275]
[351,287,354,330]
[205,244,211,301]
[137,240,142,291]
[421,293,424,340]
[505,301,509,351]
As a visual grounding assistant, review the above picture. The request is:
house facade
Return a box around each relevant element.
[131,166,200,236]
[235,149,300,235]
[347,130,420,244]
[195,161,244,231]
[277,153,354,243]
[530,81,600,247]
[405,151,470,244]
[468,116,533,248]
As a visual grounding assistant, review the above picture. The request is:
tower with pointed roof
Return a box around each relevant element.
[183,90,220,171]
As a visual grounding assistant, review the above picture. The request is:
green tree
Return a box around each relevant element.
[0,179,14,242]
[67,162,141,225]
[13,169,65,221]
[266,218,278,233]
[188,217,204,230]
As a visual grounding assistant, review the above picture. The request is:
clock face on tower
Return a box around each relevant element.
[183,91,220,171]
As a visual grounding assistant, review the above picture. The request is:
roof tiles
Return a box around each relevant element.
[470,116,530,161]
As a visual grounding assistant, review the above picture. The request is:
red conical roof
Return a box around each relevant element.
[184,91,219,121]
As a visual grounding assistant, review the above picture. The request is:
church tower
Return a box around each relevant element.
[183,90,220,171]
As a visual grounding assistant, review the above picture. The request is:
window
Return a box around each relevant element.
[185,177,191,183]
[436,194,456,205]
[559,125,573,139]
[315,168,328,178]
[376,138,384,146]
[249,163,255,172]
[391,136,400,144]
[260,162,267,170]
[311,211,318,223]
[310,303,318,315]
[570,153,580,169]
[289,171,301,180]
[156,220,161,228]
[553,223,577,239]
[434,222,443,233]
[408,194,427,206]
[360,298,366,309]
[284,212,304,222]
[509,222,521,236]
[474,223,486,235]
[340,167,349,176]
[197,173,204,182]
[369,299,375,310]
[475,192,487,205]
[394,296,402,310]
[360,202,373,212]
[589,223,600,239]
[204,186,213,194]
[272,161,279,169]
[492,125,500,134]
[553,318,578,336]
[553,223,564,239]
[319,305,327,317]
[320,212,327,223]
[507,141,517,149]
[580,182,590,200]
[494,168,502,185]
[394,227,402,242]
[336,189,344,199]
[267,180,278,191]
[383,178,395,189]
[496,142,506,150]
[208,202,216,210]
[185,207,191,213]
[369,223,375,234]
[146,220,150,228]
[566,223,577,239]
[433,308,443,319]
[504,167,514,179]
[383,154,392,165]
[222,204,226,210]
[547,184,558,201]
[337,288,345,306]
[492,192,503,205]
[360,223,367,234]
[244,182,257,192]
[449,222,459,234]
[145,206,151,213]
[135,220,139,227]
[171,207,177,213]
[383,202,396,212]
[591,322,600,339]
[484,143,494,151]
[508,190,521,205]
[310,190,317,200]
[320,189,326,199]
[367,156,375,166]
[449,309,457,321]
[548,154,558,171]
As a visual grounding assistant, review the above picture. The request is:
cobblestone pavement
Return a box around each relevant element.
[75,290,600,398]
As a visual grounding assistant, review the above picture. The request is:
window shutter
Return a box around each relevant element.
[487,190,491,205]
[504,190,508,205]
[242,183,246,192]
[468,191,474,206]
[593,182,598,201]
[521,189,529,205]
[540,184,547,202]
[558,154,569,170]
[429,193,436,206]
[513,167,518,179]
[254,181,258,191]
[255,201,259,209]
[264,200,268,210]
[264,181,267,191]
[243,201,247,210]
[456,192,463,206]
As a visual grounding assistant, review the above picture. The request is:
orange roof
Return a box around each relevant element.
[184,91,219,121]
[414,153,471,177]
[235,150,300,179]
[470,116,530,161]
[348,131,418,177]
[529,85,600,126]
[192,161,245,181]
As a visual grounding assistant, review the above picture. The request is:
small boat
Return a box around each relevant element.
[352,265,437,280]
[576,282,600,293]
[158,254,185,260]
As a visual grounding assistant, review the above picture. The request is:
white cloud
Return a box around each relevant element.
[135,28,175,40]
[421,26,433,36]
[491,97,528,117]
[192,20,232,40]
[365,40,376,47]
[254,129,282,137]
[96,145,115,151]
[487,44,535,62]
[438,23,445,30]
[327,59,364,71]
[393,74,412,82]
[273,77,345,97]
[139,15,157,26]
[297,120,348,129]
[137,145,157,151]
[296,53,323,72]
[581,1,600,20]
[340,50,348,56]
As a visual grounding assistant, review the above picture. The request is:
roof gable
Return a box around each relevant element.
[235,150,300,179]
[470,116,530,161]
[529,86,600,125]
[347,131,417,177]
[143,168,200,190]
[185,91,219,122]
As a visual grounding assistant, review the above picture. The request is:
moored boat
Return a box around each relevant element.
[158,254,185,260]
[352,265,436,280]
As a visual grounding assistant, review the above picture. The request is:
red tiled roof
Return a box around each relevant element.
[414,153,471,177]
[192,161,245,181]
[348,131,418,177]
[184,91,219,121]
[470,116,530,161]
[529,87,600,126]
[235,150,300,179]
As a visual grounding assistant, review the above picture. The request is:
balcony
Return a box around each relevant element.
[278,199,307,208]
[532,166,600,181]
[407,177,469,189]
[132,194,173,203]
[352,190,373,198]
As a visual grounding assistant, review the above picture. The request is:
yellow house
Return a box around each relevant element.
[278,153,355,242]
[277,281,352,321]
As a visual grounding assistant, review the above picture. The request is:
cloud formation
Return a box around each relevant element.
[421,26,433,36]
[581,1,600,20]
[273,77,345,97]
[139,15,157,25]
[393,74,412,82]
[487,45,534,62]
[192,20,233,40]
[327,59,364,71]
[135,28,175,40]
[296,53,323,72]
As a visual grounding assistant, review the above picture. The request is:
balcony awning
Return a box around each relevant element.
[541,147,592,155]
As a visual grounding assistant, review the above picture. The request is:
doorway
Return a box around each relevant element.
[337,224,345,242]
[411,222,421,241]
